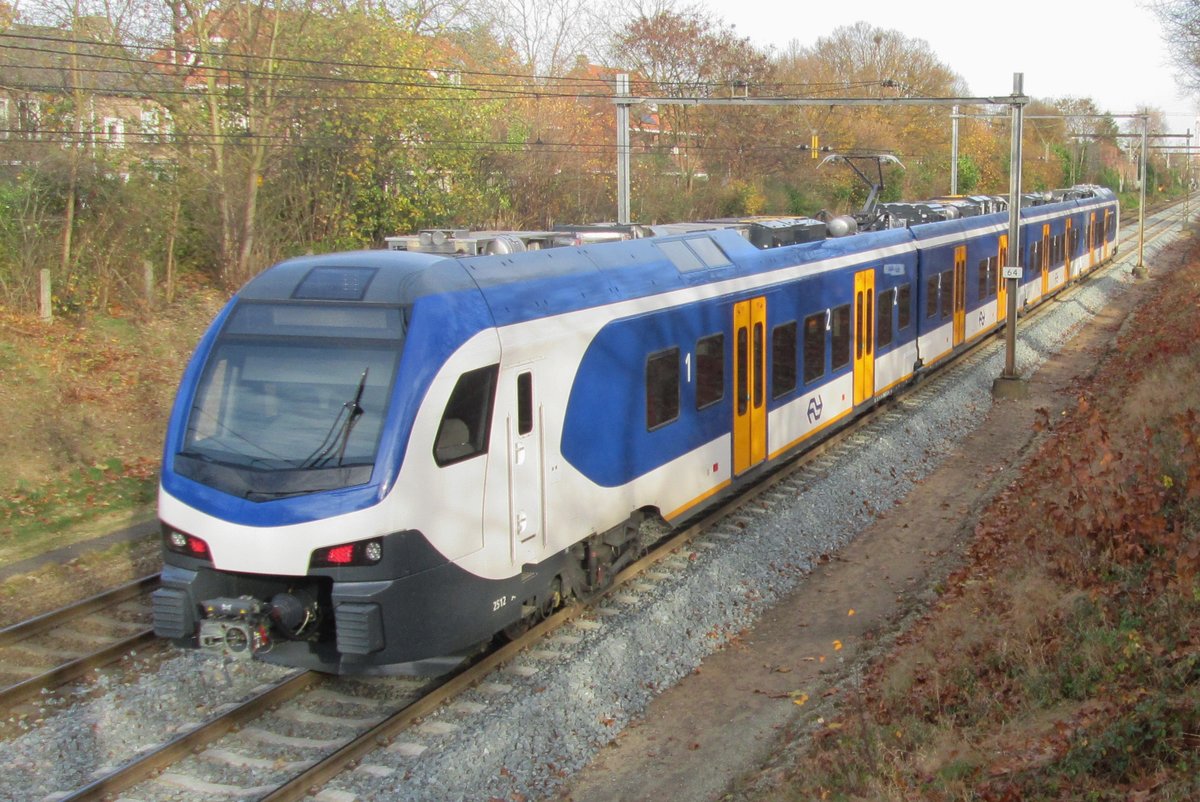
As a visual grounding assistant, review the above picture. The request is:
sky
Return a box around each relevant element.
[700,0,1199,133]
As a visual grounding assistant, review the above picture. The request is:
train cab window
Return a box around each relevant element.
[802,312,825,384]
[939,271,953,320]
[646,348,680,430]
[830,304,851,371]
[876,289,894,349]
[897,284,912,330]
[517,372,533,435]
[695,334,724,409]
[434,364,498,466]
[771,321,797,399]
[925,275,939,319]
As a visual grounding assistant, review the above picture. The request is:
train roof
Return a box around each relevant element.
[236,225,911,316]
[235,186,1116,325]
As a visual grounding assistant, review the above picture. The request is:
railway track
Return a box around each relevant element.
[0,574,159,711]
[8,197,1190,801]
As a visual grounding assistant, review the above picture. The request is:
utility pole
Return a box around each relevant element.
[950,105,959,195]
[615,73,631,225]
[1134,114,1149,277]
[995,73,1026,393]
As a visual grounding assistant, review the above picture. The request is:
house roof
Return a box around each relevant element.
[0,22,165,98]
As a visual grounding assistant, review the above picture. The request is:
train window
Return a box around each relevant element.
[802,312,824,383]
[517,372,533,436]
[876,289,894,349]
[688,237,732,268]
[695,334,724,409]
[830,304,851,371]
[977,258,989,300]
[771,321,797,399]
[434,364,498,466]
[897,284,912,330]
[925,275,938,319]
[939,271,953,320]
[753,323,765,409]
[658,238,731,273]
[646,348,680,430]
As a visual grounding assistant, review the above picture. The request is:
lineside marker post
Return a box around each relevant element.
[993,73,1030,399]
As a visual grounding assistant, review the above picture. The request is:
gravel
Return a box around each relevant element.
[0,229,1170,802]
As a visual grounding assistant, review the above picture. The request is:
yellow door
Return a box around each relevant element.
[997,236,1008,322]
[1064,218,1073,280]
[733,297,767,475]
[1040,224,1051,294]
[953,246,966,346]
[1088,213,1097,270]
[1103,210,1113,262]
[853,270,875,406]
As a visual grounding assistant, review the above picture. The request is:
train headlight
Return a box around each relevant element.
[309,537,383,569]
[164,529,211,561]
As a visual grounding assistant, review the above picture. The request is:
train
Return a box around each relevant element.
[152,184,1119,674]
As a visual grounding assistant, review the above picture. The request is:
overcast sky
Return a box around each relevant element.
[700,0,1198,131]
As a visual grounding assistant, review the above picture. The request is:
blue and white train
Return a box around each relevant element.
[152,186,1119,673]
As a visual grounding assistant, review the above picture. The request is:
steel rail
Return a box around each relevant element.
[0,573,159,647]
[0,628,159,709]
[62,670,324,801]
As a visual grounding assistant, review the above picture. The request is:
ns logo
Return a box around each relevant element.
[806,395,824,424]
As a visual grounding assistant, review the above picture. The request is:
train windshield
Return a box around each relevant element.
[177,302,404,498]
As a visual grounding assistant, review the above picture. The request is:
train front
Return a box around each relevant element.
[151,252,487,674]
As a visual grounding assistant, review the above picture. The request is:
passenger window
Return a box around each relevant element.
[695,334,724,409]
[830,304,851,371]
[646,348,680,430]
[517,372,533,436]
[925,275,939,319]
[939,271,953,320]
[876,289,894,349]
[897,284,911,330]
[771,321,797,399]
[978,258,990,301]
[434,364,498,466]
[802,312,825,384]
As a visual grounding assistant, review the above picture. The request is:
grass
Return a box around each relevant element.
[0,457,157,565]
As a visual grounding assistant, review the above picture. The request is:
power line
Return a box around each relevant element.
[0,33,902,98]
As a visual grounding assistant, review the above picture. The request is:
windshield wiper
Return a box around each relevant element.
[300,368,369,469]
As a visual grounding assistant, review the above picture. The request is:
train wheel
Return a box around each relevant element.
[501,577,562,641]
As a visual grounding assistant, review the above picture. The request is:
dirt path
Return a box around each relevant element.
[556,272,1149,802]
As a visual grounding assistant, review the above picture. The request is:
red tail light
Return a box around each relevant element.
[165,529,211,561]
[310,538,383,569]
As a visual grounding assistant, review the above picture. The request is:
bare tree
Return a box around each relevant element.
[1151,0,1200,100]
[478,0,609,77]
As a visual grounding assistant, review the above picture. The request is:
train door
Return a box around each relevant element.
[952,246,966,346]
[732,297,767,476]
[1103,209,1113,261]
[504,365,543,565]
[1065,218,1073,279]
[853,270,875,406]
[1087,213,1097,270]
[996,235,1008,322]
[1040,224,1051,295]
